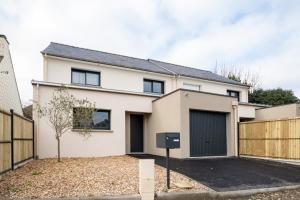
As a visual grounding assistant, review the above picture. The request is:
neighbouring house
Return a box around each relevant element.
[255,103,300,121]
[32,42,266,159]
[0,34,23,115]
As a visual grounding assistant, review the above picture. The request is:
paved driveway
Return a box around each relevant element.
[131,154,300,192]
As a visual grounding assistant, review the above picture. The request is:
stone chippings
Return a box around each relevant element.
[0,156,208,199]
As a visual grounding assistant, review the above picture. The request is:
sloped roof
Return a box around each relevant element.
[42,42,248,87]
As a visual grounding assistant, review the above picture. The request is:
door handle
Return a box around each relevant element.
[205,140,210,144]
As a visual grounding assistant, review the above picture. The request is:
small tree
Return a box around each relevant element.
[36,87,95,162]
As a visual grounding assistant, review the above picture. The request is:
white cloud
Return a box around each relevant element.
[0,0,299,103]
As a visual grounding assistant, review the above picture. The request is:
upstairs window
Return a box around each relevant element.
[227,90,240,101]
[183,83,201,91]
[72,69,100,86]
[73,108,111,130]
[143,79,164,94]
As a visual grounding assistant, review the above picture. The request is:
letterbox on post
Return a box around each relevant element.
[156,132,180,189]
[156,132,180,149]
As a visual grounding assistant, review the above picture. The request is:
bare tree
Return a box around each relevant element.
[214,64,261,91]
[36,87,95,162]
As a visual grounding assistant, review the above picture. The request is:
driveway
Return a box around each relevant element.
[130,154,300,192]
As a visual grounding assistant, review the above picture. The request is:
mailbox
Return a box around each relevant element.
[156,132,180,149]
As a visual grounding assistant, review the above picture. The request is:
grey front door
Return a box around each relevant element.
[130,114,144,153]
[190,110,227,157]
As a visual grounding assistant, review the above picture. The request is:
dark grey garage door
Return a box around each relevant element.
[190,110,227,157]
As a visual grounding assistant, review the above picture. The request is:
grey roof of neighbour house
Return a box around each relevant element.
[42,42,248,87]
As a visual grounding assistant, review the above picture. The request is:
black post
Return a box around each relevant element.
[32,120,35,159]
[166,148,170,189]
[237,122,240,157]
[10,109,14,170]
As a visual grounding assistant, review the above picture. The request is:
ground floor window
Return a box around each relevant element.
[73,108,111,130]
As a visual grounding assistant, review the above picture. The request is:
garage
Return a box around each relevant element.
[190,110,227,157]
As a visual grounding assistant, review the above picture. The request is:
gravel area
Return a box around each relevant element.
[224,188,300,200]
[0,156,208,199]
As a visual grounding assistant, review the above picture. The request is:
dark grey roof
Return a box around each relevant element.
[0,34,9,44]
[42,42,248,87]
[149,59,246,86]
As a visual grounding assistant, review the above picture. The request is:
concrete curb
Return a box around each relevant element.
[4,194,141,200]
[156,184,300,200]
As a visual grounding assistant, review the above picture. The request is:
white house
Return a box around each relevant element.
[0,34,23,115]
[33,42,265,159]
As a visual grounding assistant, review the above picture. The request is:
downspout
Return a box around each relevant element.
[35,83,40,159]
[232,101,239,157]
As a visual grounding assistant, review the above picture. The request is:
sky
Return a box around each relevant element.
[0,0,300,104]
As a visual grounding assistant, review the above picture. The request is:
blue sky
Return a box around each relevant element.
[0,0,300,104]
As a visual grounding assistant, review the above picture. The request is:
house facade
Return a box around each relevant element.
[33,42,263,159]
[0,35,23,115]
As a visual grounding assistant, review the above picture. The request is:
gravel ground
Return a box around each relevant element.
[0,156,208,199]
[223,188,300,200]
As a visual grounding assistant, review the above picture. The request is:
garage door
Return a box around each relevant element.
[190,110,227,157]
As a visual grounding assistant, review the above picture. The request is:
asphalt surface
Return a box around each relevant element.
[130,154,300,192]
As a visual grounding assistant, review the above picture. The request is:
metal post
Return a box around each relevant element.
[166,148,170,189]
[10,109,14,170]
[237,122,240,157]
[32,120,35,159]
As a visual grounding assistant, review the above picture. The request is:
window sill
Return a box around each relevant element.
[71,83,102,88]
[72,129,113,133]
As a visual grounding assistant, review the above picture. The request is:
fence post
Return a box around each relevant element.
[10,109,14,170]
[237,122,240,157]
[32,120,35,159]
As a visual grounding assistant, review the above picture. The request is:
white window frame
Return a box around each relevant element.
[183,83,201,91]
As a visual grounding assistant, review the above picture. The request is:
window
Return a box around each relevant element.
[73,108,110,130]
[183,83,201,91]
[227,90,240,101]
[71,69,100,86]
[143,79,164,94]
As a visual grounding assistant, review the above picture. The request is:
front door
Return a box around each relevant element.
[130,114,144,153]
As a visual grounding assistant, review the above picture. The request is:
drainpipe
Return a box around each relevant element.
[232,101,239,157]
[35,83,40,159]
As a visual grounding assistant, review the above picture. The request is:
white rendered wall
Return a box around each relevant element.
[44,56,249,101]
[0,37,23,115]
[33,84,156,158]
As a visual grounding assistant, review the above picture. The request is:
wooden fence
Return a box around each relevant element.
[0,109,34,175]
[239,117,300,159]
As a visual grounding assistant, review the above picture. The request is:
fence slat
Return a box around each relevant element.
[240,118,300,160]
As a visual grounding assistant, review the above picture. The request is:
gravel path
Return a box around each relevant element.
[0,156,208,199]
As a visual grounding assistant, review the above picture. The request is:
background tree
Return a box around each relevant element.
[36,87,95,162]
[249,88,298,106]
[214,64,299,105]
[214,65,260,91]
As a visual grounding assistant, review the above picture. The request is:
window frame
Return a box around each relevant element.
[71,68,101,86]
[73,108,111,130]
[183,83,201,91]
[227,90,240,101]
[143,78,164,94]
